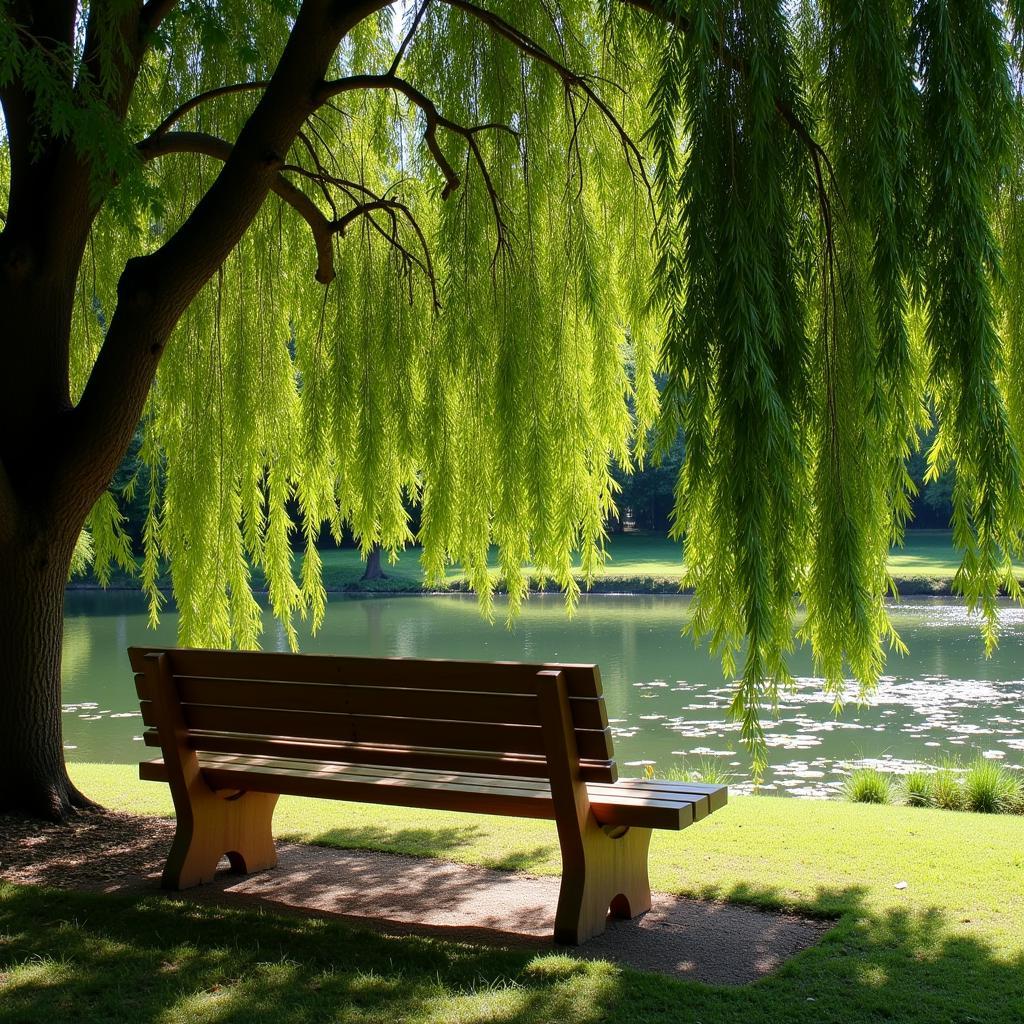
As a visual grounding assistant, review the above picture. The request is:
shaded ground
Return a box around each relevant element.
[0,809,827,985]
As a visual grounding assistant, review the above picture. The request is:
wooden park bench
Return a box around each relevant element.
[131,646,727,944]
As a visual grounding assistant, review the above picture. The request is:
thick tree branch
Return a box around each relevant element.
[138,127,439,302]
[318,72,515,253]
[77,0,144,118]
[140,0,180,35]
[151,81,270,137]
[0,0,141,452]
[137,130,338,283]
[0,455,16,543]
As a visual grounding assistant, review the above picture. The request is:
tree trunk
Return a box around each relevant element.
[0,530,96,820]
[361,544,387,582]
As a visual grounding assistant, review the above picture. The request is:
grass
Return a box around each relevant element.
[849,760,1024,815]
[74,529,969,595]
[963,759,1023,814]
[884,529,964,580]
[2,762,1022,1023]
[843,768,893,805]
[654,758,736,786]
[900,770,934,808]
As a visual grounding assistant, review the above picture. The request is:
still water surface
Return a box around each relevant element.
[62,591,1024,796]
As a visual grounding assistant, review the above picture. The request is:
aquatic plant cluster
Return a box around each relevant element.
[844,760,1024,814]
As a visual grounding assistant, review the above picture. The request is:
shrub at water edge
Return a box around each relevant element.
[901,770,934,807]
[963,759,1021,814]
[930,763,967,811]
[844,768,893,804]
[648,759,735,787]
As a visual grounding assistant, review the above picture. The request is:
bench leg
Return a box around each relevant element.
[162,789,279,890]
[553,822,653,945]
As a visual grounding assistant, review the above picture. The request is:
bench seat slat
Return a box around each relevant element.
[608,776,729,813]
[311,760,718,820]
[200,753,710,815]
[139,755,706,830]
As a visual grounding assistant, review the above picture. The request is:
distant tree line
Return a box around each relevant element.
[610,427,954,534]
[112,424,954,550]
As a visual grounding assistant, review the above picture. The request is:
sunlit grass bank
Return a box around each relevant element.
[3,761,1018,1023]
[72,530,967,595]
[313,530,965,590]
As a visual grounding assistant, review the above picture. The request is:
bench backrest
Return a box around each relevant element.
[130,647,617,783]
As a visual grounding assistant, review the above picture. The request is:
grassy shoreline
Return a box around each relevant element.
[68,530,968,597]
[3,762,1022,1023]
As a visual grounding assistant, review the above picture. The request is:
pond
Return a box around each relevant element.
[61,591,1024,796]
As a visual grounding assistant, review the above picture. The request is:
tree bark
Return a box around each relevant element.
[361,543,388,581]
[0,524,96,819]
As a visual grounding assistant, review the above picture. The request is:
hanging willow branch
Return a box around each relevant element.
[3,0,1022,785]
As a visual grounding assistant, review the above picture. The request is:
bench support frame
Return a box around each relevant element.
[147,653,278,888]
[537,670,653,944]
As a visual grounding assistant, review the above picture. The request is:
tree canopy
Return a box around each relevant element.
[1,0,1023,795]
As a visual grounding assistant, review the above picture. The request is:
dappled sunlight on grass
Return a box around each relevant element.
[23,764,1019,1020]
[2,878,1023,1022]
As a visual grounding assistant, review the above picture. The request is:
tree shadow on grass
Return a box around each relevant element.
[298,822,558,871]
[287,823,488,859]
[479,845,557,872]
[2,879,1022,1023]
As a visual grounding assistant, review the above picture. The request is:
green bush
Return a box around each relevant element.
[963,759,1018,814]
[1008,778,1024,815]
[931,763,966,811]
[901,770,934,808]
[843,767,893,805]
[655,759,734,786]
[838,757,1024,815]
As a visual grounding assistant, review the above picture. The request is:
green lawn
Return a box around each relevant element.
[314,530,964,588]
[2,762,1021,1022]
[885,529,965,580]
[72,529,966,594]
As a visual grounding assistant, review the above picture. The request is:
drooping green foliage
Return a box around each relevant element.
[59,2,661,645]
[3,0,1024,772]
[647,0,1024,770]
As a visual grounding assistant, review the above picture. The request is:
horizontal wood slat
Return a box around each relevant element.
[139,728,619,784]
[129,646,604,699]
[132,653,609,738]
[139,755,698,830]
[138,700,612,760]
[611,777,728,813]
[169,677,597,729]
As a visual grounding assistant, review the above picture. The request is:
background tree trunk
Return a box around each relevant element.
[361,543,387,582]
[0,525,95,819]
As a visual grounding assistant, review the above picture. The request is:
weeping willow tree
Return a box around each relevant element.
[0,0,1021,820]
